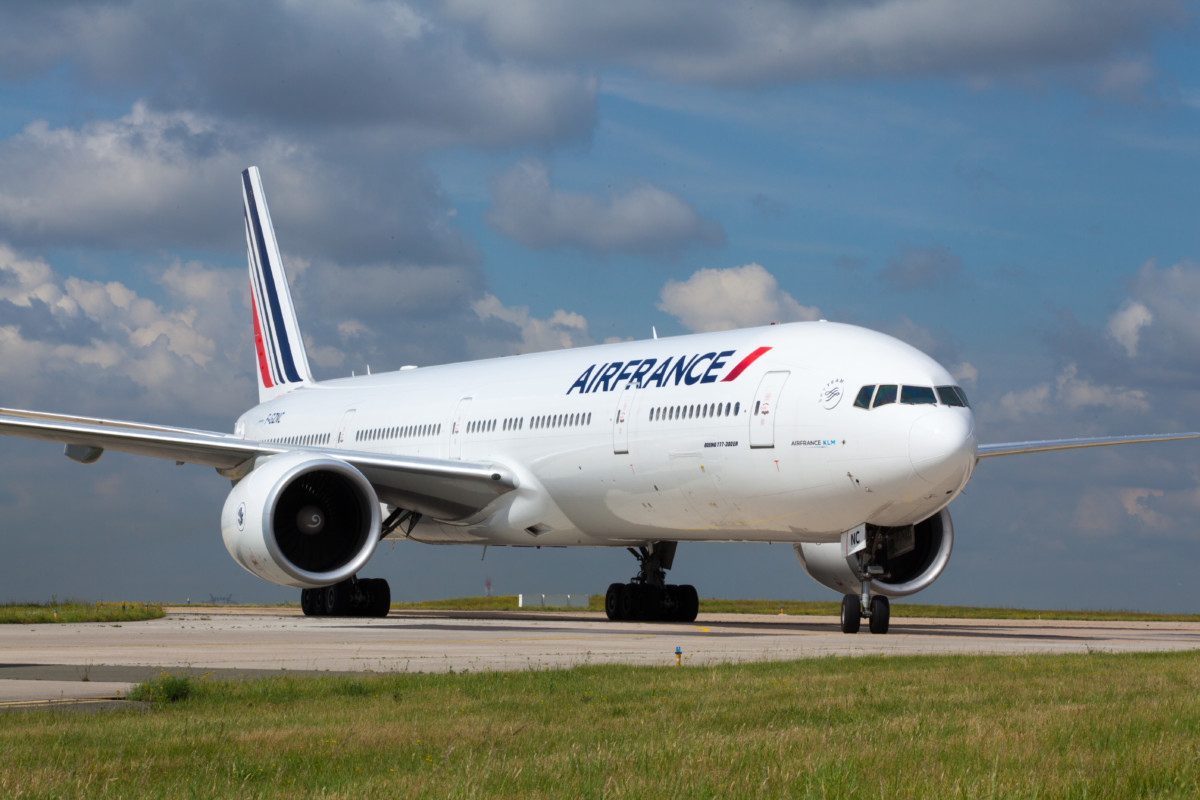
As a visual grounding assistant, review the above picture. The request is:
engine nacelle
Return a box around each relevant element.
[220,452,381,588]
[794,508,954,598]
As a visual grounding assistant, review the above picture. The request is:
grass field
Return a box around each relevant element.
[3,650,1199,798]
[0,600,164,624]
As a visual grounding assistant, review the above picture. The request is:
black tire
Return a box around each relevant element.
[663,585,681,621]
[869,595,890,634]
[677,585,699,623]
[367,578,391,618]
[605,583,626,621]
[300,588,317,616]
[840,594,861,634]
[618,584,638,620]
[323,582,349,616]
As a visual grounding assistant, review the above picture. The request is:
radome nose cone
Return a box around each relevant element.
[910,411,976,486]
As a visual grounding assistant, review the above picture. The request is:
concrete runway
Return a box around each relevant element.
[4,606,1200,708]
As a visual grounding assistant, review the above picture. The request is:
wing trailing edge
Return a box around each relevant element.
[0,408,516,521]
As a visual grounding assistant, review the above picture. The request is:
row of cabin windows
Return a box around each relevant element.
[649,401,740,422]
[853,384,970,410]
[533,412,591,429]
[267,432,332,446]
[469,413,594,434]
[356,423,442,442]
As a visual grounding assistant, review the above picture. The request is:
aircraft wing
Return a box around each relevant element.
[0,408,516,521]
[977,432,1200,459]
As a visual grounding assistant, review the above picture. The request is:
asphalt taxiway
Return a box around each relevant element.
[4,607,1200,708]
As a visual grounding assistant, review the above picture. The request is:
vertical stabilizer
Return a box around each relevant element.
[241,167,314,402]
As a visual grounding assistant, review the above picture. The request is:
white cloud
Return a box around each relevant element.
[0,1,596,150]
[657,263,819,333]
[0,103,478,265]
[0,243,250,422]
[1073,486,1173,535]
[1111,260,1200,365]
[997,382,1052,419]
[472,294,592,354]
[951,362,979,388]
[1056,363,1148,413]
[447,0,1181,87]
[486,158,724,256]
[1107,299,1153,357]
[994,363,1148,420]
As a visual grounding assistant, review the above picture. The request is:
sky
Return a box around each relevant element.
[0,0,1198,611]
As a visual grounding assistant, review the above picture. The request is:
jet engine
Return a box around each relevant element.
[794,508,954,598]
[220,452,381,588]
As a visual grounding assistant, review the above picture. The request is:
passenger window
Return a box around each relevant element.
[853,385,874,409]
[901,386,937,405]
[873,385,897,407]
[734,402,740,416]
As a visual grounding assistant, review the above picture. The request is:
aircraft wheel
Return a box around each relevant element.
[677,585,699,623]
[618,584,638,620]
[300,588,318,616]
[605,583,626,621]
[868,595,890,635]
[840,594,861,634]
[367,578,391,618]
[323,582,349,616]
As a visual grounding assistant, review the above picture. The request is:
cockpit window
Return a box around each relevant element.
[900,385,937,405]
[873,384,897,407]
[936,385,970,408]
[856,383,971,409]
[853,385,874,409]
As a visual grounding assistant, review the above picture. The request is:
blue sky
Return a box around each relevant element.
[0,1,1197,611]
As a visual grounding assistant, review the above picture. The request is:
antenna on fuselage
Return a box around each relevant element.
[652,326,658,340]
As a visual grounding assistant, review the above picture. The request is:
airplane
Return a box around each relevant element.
[1,166,1196,634]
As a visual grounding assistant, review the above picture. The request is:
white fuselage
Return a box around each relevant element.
[237,321,978,548]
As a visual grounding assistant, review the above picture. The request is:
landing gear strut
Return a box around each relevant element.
[604,542,699,623]
[300,576,390,618]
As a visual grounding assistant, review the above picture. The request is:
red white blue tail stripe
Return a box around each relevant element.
[242,167,313,401]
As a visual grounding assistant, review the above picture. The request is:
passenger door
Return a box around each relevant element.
[749,371,790,448]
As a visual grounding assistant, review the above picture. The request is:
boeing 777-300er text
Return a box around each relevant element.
[1,167,1197,633]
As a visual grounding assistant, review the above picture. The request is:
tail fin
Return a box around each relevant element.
[241,166,314,403]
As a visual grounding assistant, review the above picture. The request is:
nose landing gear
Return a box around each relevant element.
[839,585,890,634]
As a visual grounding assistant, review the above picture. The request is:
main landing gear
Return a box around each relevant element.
[840,585,890,634]
[604,541,699,623]
[300,576,391,618]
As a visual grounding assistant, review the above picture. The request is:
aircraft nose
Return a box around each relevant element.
[909,410,977,487]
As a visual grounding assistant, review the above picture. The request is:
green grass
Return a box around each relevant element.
[0,600,164,624]
[392,595,1200,622]
[4,651,1200,797]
